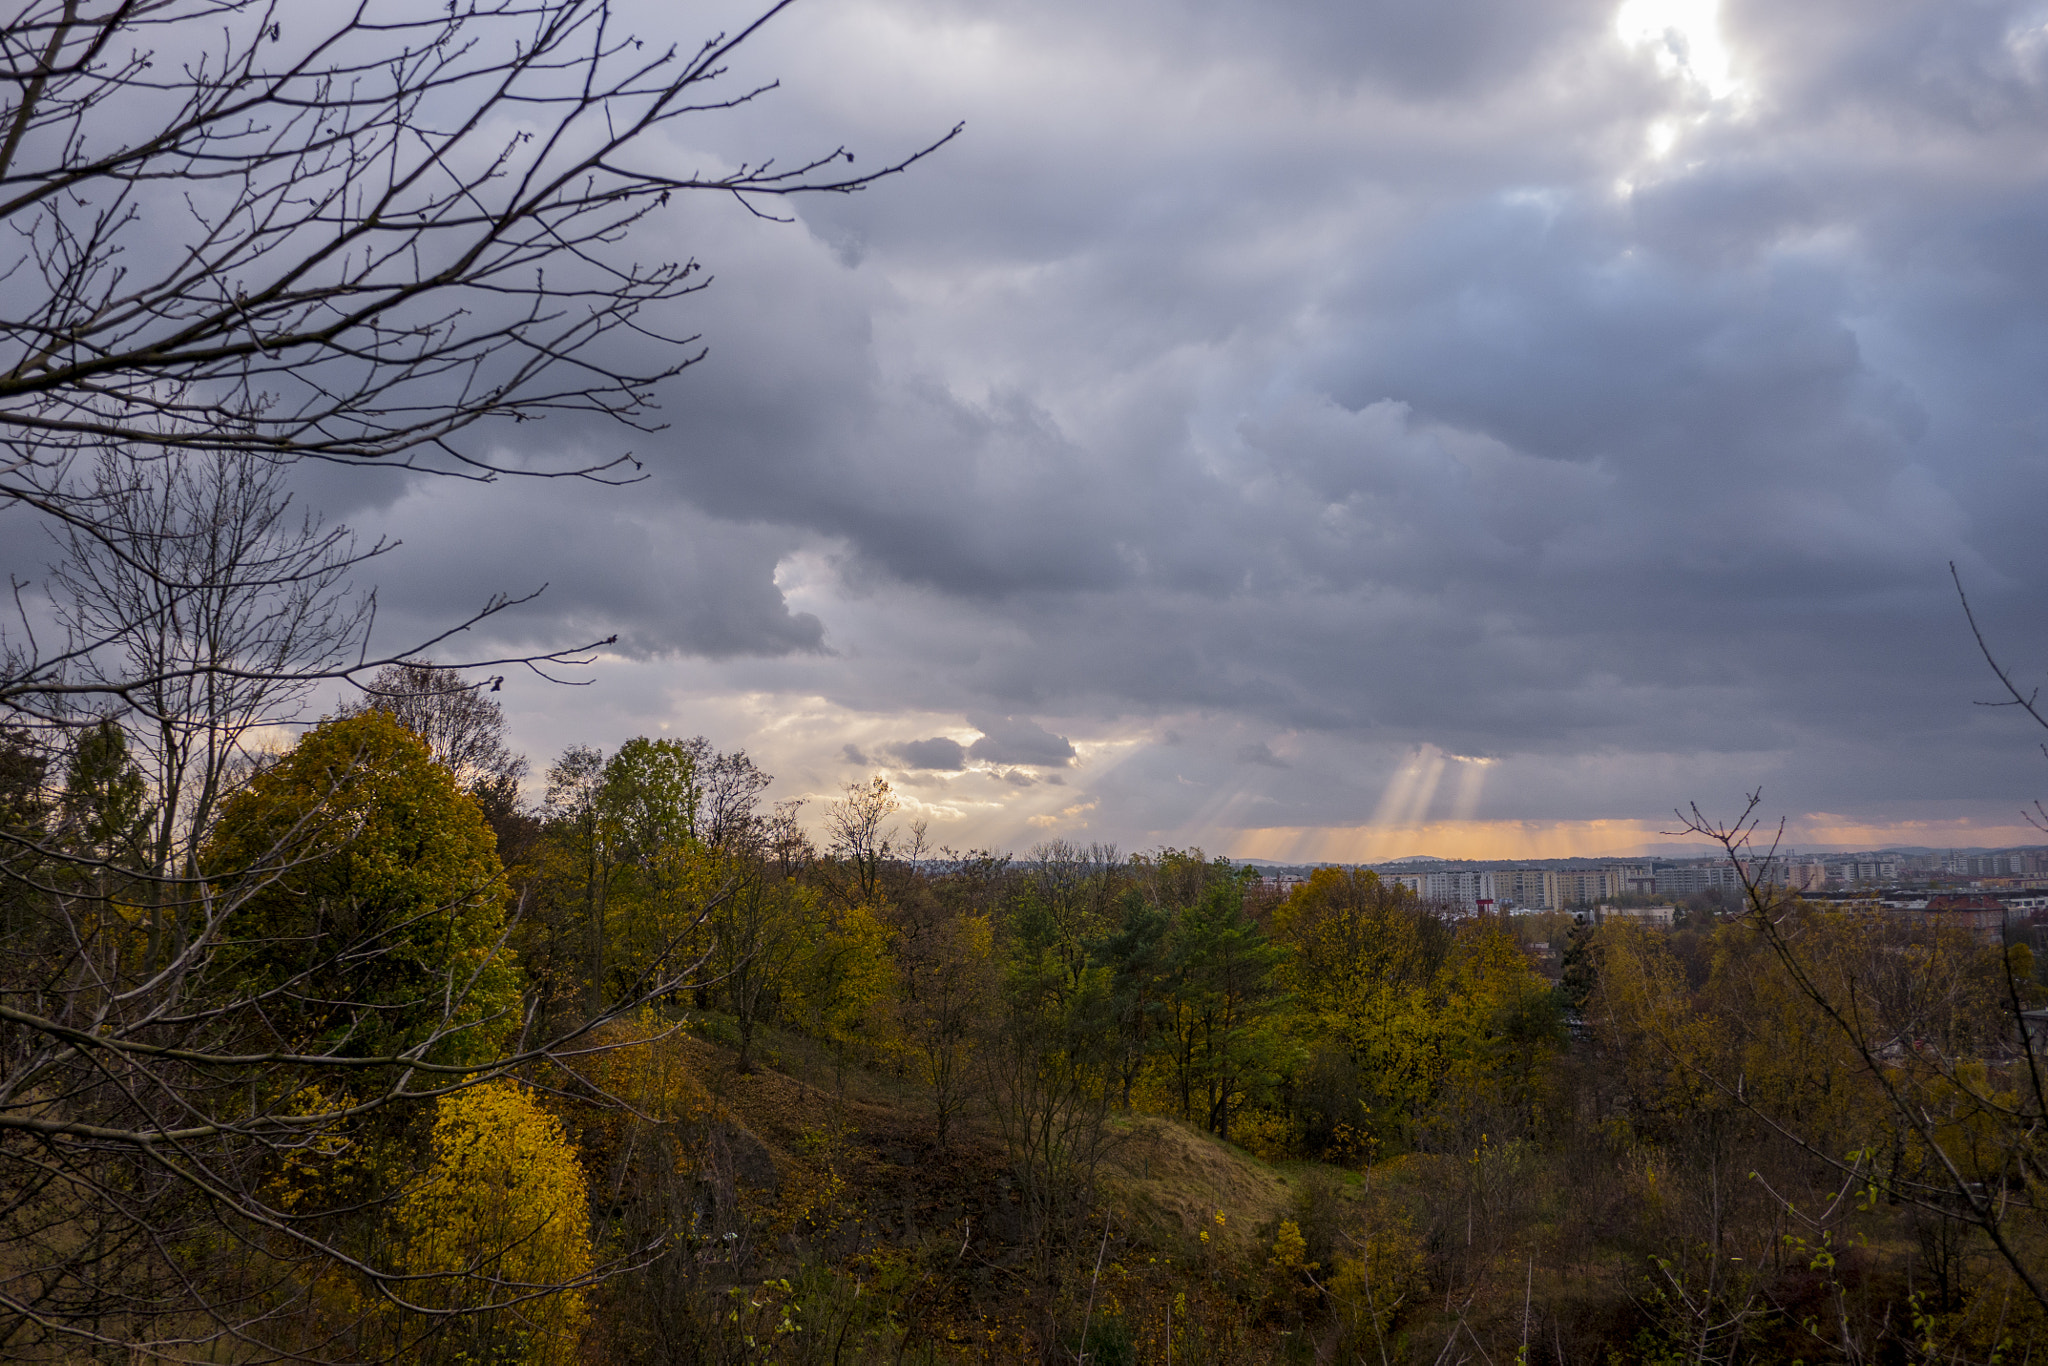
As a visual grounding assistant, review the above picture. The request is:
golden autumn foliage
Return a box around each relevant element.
[1432,918,1564,1131]
[1593,904,2025,1176]
[1272,869,1560,1146]
[1264,1217,1317,1311]
[788,897,900,1062]
[549,1007,724,1202]
[1324,1195,1428,1349]
[33,667,2048,1366]
[571,1009,716,1124]
[1275,870,1449,1129]
[393,1082,594,1365]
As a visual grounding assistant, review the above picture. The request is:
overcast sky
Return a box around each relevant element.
[326,0,2048,859]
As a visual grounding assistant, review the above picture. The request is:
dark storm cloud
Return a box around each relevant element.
[361,477,824,662]
[889,736,968,769]
[322,0,2048,842]
[967,716,1077,768]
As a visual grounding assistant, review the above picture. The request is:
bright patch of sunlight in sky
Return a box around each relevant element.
[1616,0,1741,100]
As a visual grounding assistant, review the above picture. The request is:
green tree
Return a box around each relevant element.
[207,711,520,1062]
[601,737,705,855]
[1161,875,1290,1142]
[786,892,898,1075]
[1017,840,1124,988]
[598,736,710,1005]
[0,0,944,1349]
[1095,887,1172,1107]
[705,849,811,1072]
[61,718,149,868]
[58,720,152,982]
[1558,913,1601,1015]
[1431,916,1563,1141]
[0,725,50,944]
[54,451,371,978]
[542,745,617,1019]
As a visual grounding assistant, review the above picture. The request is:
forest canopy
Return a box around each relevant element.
[8,689,2043,1361]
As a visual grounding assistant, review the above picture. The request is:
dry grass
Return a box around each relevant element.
[1100,1113,1297,1253]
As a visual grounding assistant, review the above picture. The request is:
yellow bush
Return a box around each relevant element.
[393,1082,594,1365]
[1233,1107,1294,1161]
[1327,1206,1427,1348]
[1266,1218,1319,1311]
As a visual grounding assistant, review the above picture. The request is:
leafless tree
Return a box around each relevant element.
[701,746,771,853]
[46,448,372,967]
[823,774,898,909]
[982,963,1119,1275]
[896,904,994,1147]
[1953,561,2048,834]
[765,796,814,878]
[337,660,526,794]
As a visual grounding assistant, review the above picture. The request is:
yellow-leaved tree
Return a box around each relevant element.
[788,896,900,1070]
[390,1082,594,1365]
[1431,916,1564,1140]
[1272,867,1453,1150]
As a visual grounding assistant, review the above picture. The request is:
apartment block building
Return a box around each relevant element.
[1388,868,1498,911]
[1598,903,1676,928]
[1941,852,2043,878]
[1834,857,1902,884]
[1480,867,1551,909]
[1609,863,1657,896]
[1656,862,1749,896]
[1544,867,1617,908]
[1737,859,1830,892]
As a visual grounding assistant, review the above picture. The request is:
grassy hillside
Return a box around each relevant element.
[568,1015,1408,1364]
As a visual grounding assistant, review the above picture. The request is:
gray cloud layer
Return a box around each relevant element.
[319,0,2048,847]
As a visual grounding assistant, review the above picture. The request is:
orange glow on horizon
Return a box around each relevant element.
[1224,814,2047,863]
[1229,820,1702,863]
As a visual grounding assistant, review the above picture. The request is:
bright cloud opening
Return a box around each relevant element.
[1616,0,1741,100]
